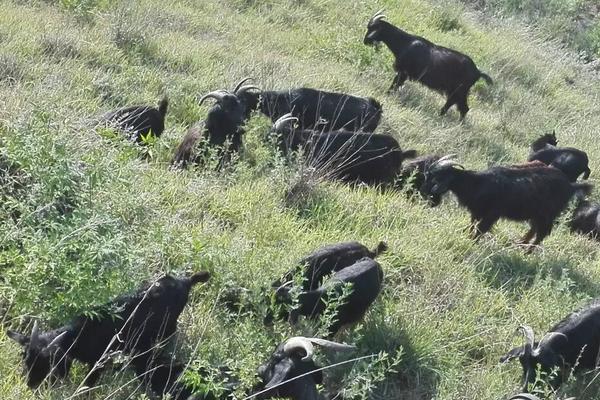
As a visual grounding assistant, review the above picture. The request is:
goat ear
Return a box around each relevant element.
[264,357,295,389]
[6,330,29,346]
[500,346,524,363]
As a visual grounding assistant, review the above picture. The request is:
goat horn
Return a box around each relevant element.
[46,331,69,349]
[235,85,261,95]
[369,9,386,25]
[428,154,462,171]
[283,337,314,361]
[199,90,228,106]
[305,338,356,352]
[273,113,298,130]
[232,77,254,93]
[30,321,40,347]
[518,325,535,356]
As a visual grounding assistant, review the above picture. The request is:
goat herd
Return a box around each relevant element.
[4,8,600,400]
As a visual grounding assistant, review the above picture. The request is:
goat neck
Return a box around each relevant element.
[377,21,417,55]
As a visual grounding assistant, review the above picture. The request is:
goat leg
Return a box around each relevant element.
[472,217,497,241]
[517,227,535,245]
[387,73,406,94]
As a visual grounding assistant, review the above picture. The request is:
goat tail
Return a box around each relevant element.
[479,72,493,85]
[583,167,591,180]
[372,241,388,257]
[573,182,593,199]
[190,271,211,285]
[158,96,169,116]
[402,149,418,159]
[368,97,383,111]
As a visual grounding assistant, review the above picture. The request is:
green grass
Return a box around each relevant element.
[1,0,600,399]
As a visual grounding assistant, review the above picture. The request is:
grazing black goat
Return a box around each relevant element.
[171,80,259,169]
[421,156,592,250]
[171,123,204,169]
[528,132,591,182]
[501,300,600,391]
[396,154,441,203]
[237,80,382,132]
[277,257,384,336]
[272,114,416,185]
[272,240,388,291]
[254,336,354,400]
[568,198,600,239]
[363,10,493,120]
[6,271,210,389]
[102,96,168,143]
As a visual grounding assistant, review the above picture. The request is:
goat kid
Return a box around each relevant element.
[102,96,168,143]
[528,131,591,182]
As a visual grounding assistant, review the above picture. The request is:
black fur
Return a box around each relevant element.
[528,132,591,182]
[6,271,210,389]
[501,300,600,391]
[569,199,600,239]
[422,162,592,249]
[240,88,382,132]
[272,241,387,291]
[277,257,384,336]
[397,154,441,204]
[102,97,168,143]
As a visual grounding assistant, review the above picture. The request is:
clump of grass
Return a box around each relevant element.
[0,54,25,84]
[39,32,80,59]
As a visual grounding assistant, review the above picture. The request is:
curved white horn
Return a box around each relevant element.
[283,337,314,361]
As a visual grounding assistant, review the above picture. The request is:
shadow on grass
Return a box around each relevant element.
[476,251,600,299]
[326,307,440,400]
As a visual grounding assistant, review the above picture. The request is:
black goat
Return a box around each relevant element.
[363,10,493,120]
[421,156,592,250]
[237,81,382,132]
[272,114,416,185]
[277,257,384,336]
[272,240,387,291]
[501,300,600,391]
[528,132,591,182]
[102,96,168,143]
[397,154,441,203]
[6,271,210,389]
[171,123,204,169]
[254,336,354,400]
[171,80,259,169]
[568,198,600,239]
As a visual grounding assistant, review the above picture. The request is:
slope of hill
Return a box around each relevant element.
[1,0,600,399]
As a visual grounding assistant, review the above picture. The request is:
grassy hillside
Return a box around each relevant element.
[1,0,600,399]
[454,0,600,60]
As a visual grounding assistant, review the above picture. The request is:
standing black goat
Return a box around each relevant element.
[421,156,592,250]
[171,80,259,169]
[237,81,382,132]
[277,257,384,336]
[528,132,591,182]
[272,240,388,291]
[363,10,493,120]
[6,271,210,389]
[254,336,354,400]
[272,114,416,185]
[568,198,600,239]
[501,300,600,391]
[102,96,168,143]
